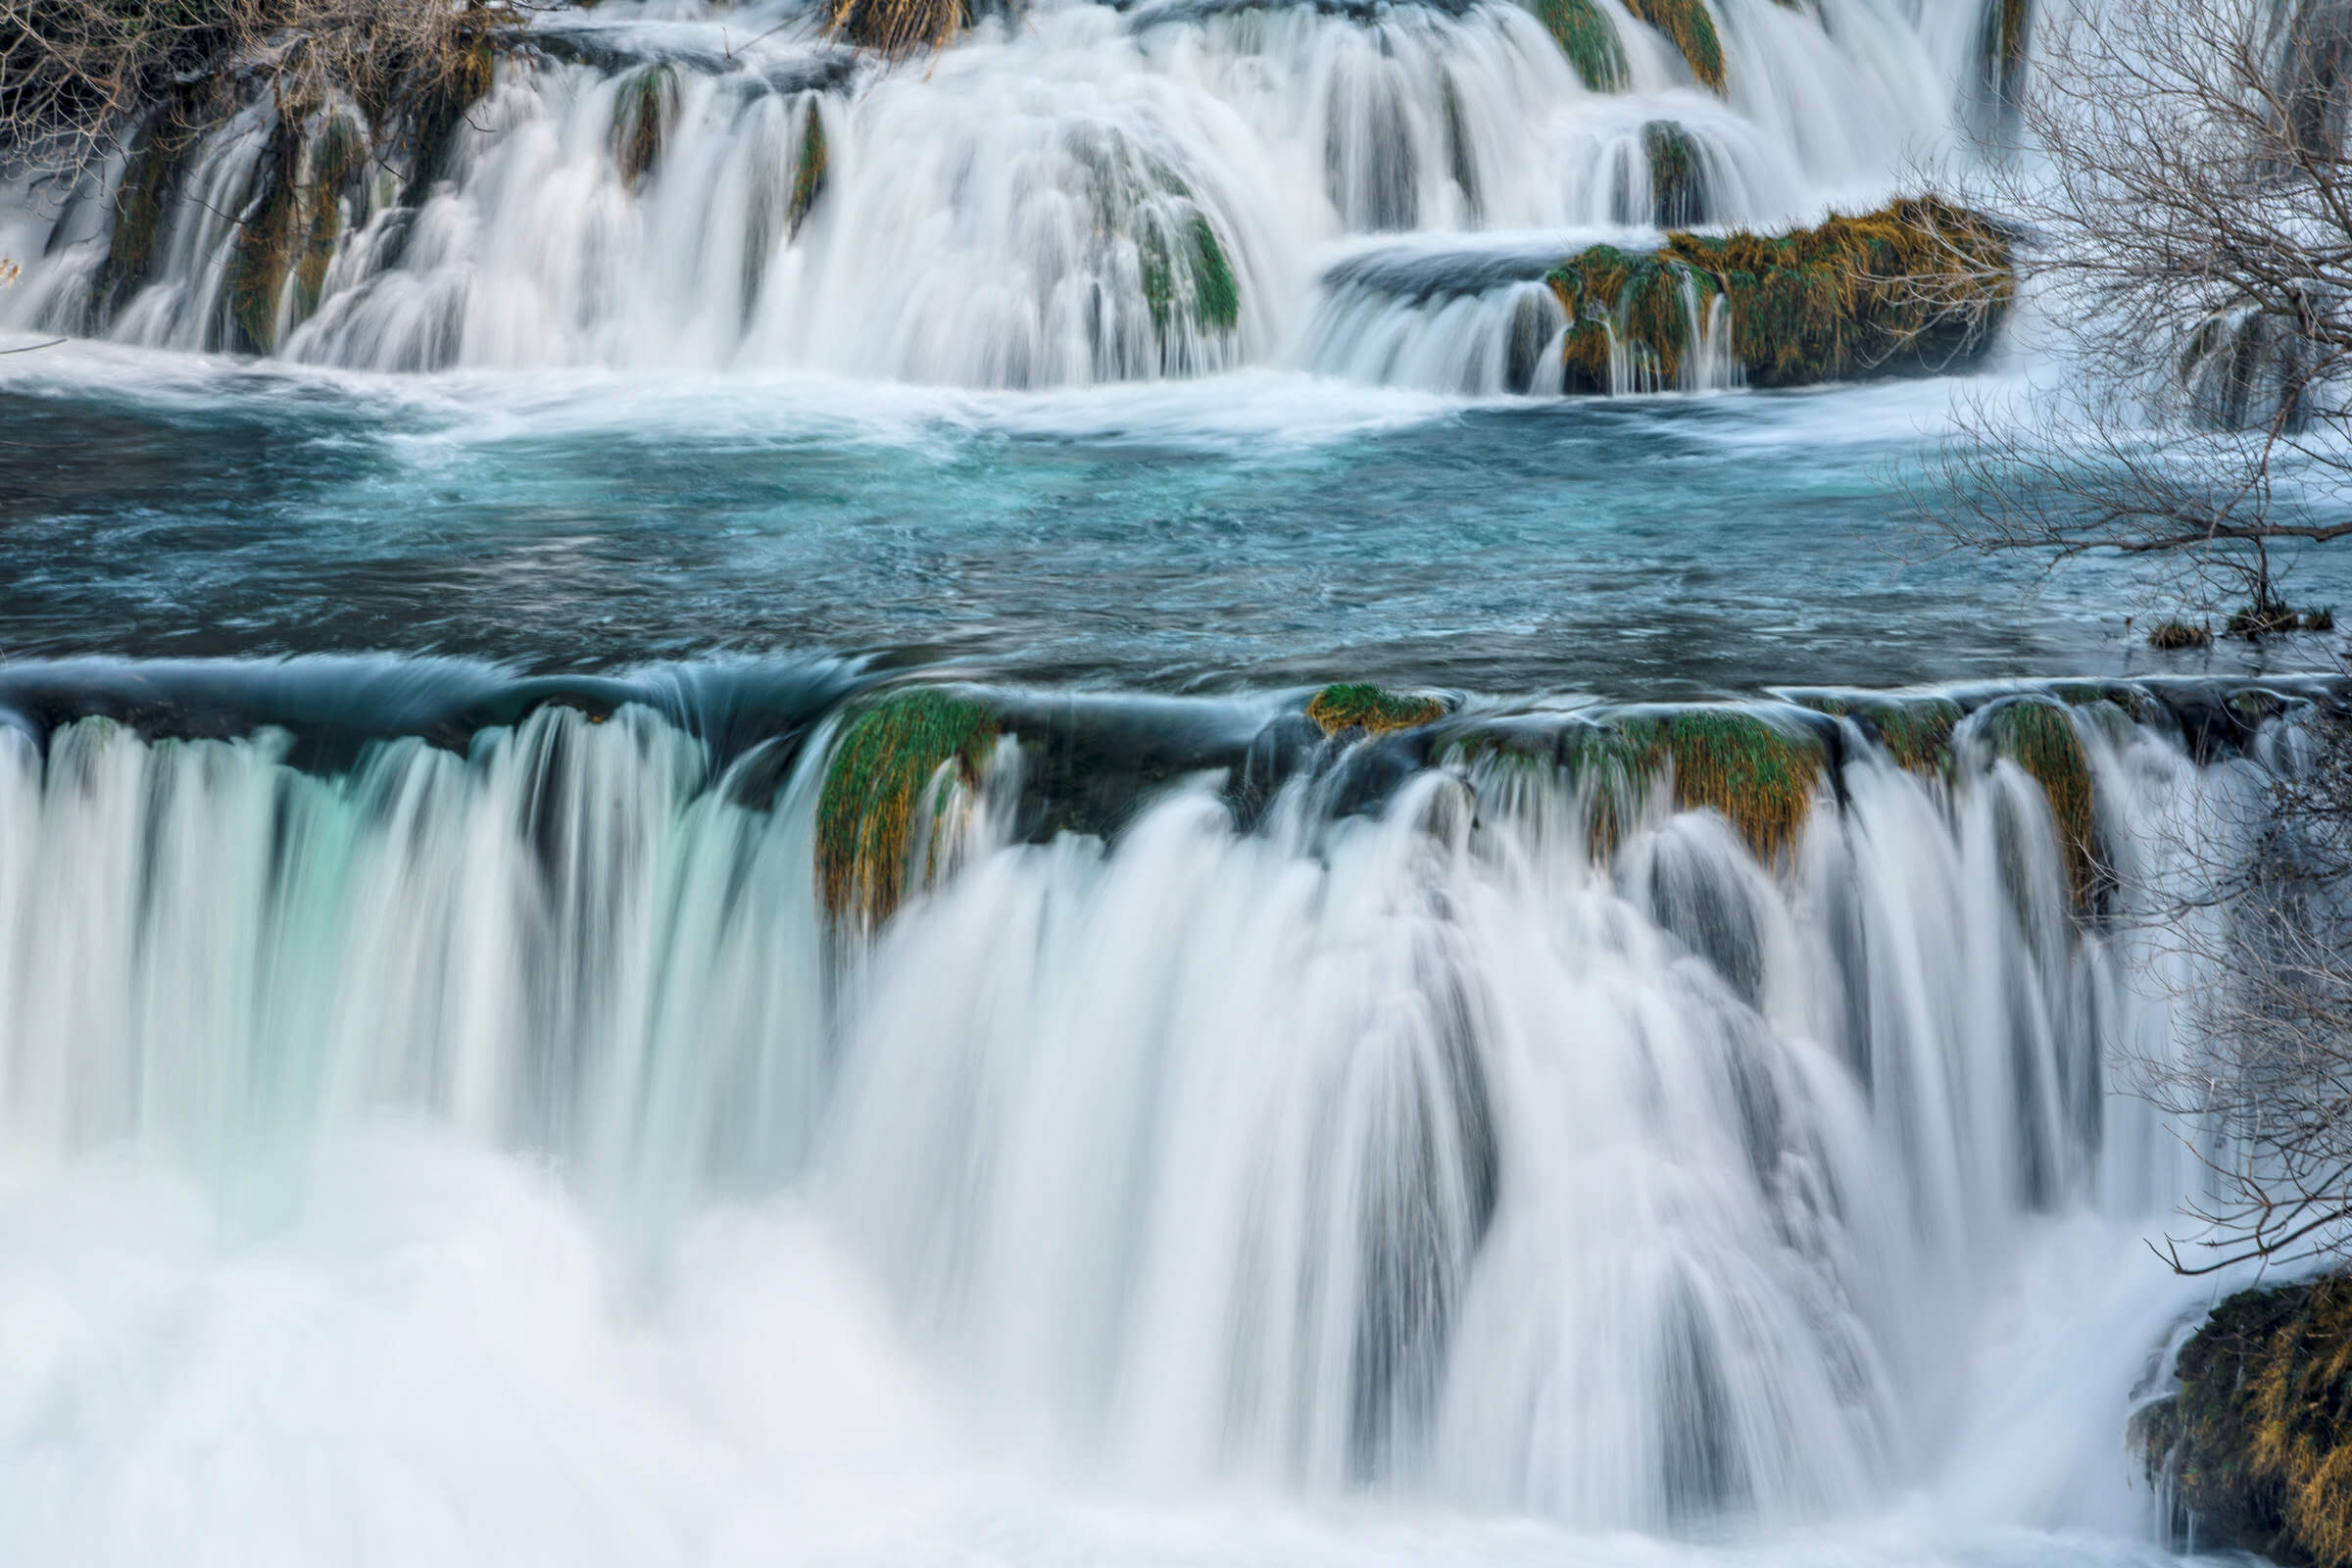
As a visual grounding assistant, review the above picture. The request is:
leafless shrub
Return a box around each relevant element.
[1919,0,2352,626]
[0,0,504,202]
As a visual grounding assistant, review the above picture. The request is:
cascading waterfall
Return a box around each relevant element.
[0,664,2298,1537]
[2,0,2016,389]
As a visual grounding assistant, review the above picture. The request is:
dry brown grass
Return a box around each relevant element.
[1,0,507,199]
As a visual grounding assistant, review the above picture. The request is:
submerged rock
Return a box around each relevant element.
[1547,196,2016,393]
[2141,1277,2352,1568]
[1306,683,1449,738]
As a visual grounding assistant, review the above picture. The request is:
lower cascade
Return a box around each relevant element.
[0,663,2301,1536]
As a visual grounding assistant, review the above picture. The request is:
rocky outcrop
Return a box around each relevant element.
[1547,197,2017,393]
[2140,1277,2352,1568]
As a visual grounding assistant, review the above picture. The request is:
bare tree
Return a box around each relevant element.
[2127,705,2352,1274]
[1923,0,2352,632]
[0,0,498,206]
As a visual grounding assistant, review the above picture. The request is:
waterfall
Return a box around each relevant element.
[0,662,2300,1535]
[3,0,2004,388]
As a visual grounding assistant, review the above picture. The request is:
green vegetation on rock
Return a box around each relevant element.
[1983,698,2098,908]
[293,115,367,324]
[1624,0,1724,93]
[100,122,187,320]
[1546,196,2016,393]
[1306,684,1447,738]
[1141,214,1240,338]
[1536,0,1628,91]
[787,100,828,237]
[814,688,1002,928]
[1641,120,1705,227]
[613,64,674,185]
[226,121,301,353]
[1662,710,1824,860]
[2139,1278,2352,1568]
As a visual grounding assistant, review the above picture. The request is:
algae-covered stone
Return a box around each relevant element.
[1981,697,2098,909]
[1307,684,1448,738]
[227,120,302,354]
[1624,0,1725,93]
[787,99,828,237]
[1662,709,1824,861]
[1641,120,1706,227]
[99,123,188,323]
[613,64,676,186]
[1537,0,1628,91]
[292,116,368,327]
[814,687,1003,927]
[2140,1277,2352,1568]
[1546,196,2015,393]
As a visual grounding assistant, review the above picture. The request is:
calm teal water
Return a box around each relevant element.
[2,346,2340,698]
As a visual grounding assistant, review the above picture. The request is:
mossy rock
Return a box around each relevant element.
[292,117,368,327]
[1065,135,1243,350]
[1981,697,2099,909]
[1624,0,1725,93]
[1982,0,2031,107]
[1307,684,1448,738]
[1661,710,1824,861]
[2140,1278,2352,1568]
[1868,697,1963,778]
[1141,213,1240,338]
[100,123,191,322]
[1559,715,1666,857]
[613,64,676,186]
[787,99,828,238]
[1641,120,1706,228]
[1546,197,2015,392]
[226,121,303,355]
[826,0,969,53]
[1537,0,1628,91]
[814,688,1003,928]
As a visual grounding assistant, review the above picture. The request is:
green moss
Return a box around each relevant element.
[2140,1278,2352,1567]
[1306,684,1447,738]
[1866,697,1963,777]
[99,124,188,321]
[1661,710,1824,860]
[1546,197,2015,392]
[1982,698,2097,908]
[613,64,674,186]
[814,688,1003,928]
[787,100,828,238]
[1625,0,1726,93]
[1559,715,1665,857]
[291,116,367,326]
[1139,213,1240,338]
[226,122,301,354]
[1641,120,1705,227]
[1536,0,1628,91]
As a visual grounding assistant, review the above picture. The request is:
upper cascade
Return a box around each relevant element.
[0,0,2016,387]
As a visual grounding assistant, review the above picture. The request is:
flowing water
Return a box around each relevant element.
[0,0,2346,1562]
